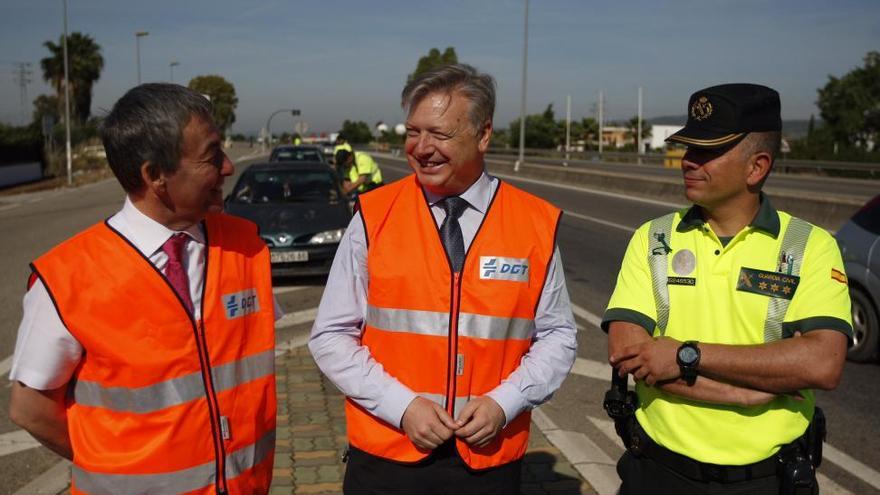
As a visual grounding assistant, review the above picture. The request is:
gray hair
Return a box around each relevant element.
[100,83,213,193]
[401,63,496,134]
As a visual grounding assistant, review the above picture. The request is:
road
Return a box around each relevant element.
[489,155,879,203]
[0,152,877,494]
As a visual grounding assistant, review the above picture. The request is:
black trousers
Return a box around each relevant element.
[617,451,823,495]
[343,442,522,495]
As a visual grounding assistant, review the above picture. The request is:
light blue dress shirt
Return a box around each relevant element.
[309,172,577,428]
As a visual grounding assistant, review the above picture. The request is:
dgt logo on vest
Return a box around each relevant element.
[222,289,260,319]
[480,256,530,282]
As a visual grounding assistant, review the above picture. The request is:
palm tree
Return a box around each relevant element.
[41,32,104,124]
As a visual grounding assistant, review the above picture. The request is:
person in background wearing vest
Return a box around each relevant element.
[334,133,353,156]
[9,83,281,495]
[335,149,384,195]
[603,84,852,494]
[310,64,577,494]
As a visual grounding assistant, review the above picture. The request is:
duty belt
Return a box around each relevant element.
[639,431,783,483]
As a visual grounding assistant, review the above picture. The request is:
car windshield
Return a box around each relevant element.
[231,170,339,204]
[271,148,322,162]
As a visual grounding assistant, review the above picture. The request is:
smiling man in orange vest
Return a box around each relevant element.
[9,84,278,494]
[310,64,578,493]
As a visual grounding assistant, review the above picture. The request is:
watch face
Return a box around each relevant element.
[678,346,699,364]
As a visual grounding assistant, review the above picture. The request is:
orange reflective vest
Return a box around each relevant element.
[349,176,561,469]
[32,213,276,495]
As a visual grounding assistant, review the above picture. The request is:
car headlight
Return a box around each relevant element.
[308,228,345,244]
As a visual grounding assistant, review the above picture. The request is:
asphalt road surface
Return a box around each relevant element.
[0,152,877,494]
[488,154,879,203]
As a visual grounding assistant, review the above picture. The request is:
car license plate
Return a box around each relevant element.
[271,251,309,263]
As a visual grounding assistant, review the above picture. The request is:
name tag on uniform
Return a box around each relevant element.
[667,277,696,286]
[736,267,799,300]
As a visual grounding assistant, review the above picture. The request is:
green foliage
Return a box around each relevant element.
[340,120,373,144]
[40,32,104,124]
[0,123,42,165]
[509,104,561,149]
[625,116,652,150]
[188,75,239,135]
[408,47,458,82]
[816,51,880,151]
[32,94,59,128]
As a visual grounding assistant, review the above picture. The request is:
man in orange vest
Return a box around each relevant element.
[9,84,279,495]
[310,64,578,493]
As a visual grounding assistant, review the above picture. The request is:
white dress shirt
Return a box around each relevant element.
[309,172,578,428]
[9,197,282,390]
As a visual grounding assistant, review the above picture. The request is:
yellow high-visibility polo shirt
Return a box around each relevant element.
[347,151,383,192]
[602,197,852,465]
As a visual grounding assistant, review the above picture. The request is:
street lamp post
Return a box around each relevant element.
[62,0,72,186]
[135,31,149,84]
[264,108,301,152]
[515,0,529,173]
[169,61,180,83]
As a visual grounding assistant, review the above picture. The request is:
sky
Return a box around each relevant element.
[1,0,878,136]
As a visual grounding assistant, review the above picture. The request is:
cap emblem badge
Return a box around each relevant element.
[690,96,713,121]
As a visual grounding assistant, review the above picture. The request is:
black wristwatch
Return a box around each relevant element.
[676,341,701,386]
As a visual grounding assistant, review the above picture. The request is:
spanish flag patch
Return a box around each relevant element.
[831,268,848,285]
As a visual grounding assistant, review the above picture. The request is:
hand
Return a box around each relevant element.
[454,397,506,448]
[737,387,778,407]
[610,336,681,386]
[401,397,458,450]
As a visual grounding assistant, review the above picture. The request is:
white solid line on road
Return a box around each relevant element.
[275,307,317,329]
[0,429,41,457]
[571,303,603,329]
[571,357,612,382]
[11,460,70,495]
[532,408,620,495]
[565,211,636,233]
[0,354,13,377]
[823,443,880,490]
[272,286,310,295]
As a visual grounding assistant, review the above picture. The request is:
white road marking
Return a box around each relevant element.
[0,354,12,377]
[564,211,636,233]
[823,443,880,490]
[572,303,603,329]
[272,286,310,295]
[532,408,620,495]
[11,459,70,495]
[0,429,41,457]
[275,307,317,329]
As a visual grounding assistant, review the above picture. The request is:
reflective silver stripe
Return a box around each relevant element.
[74,350,274,414]
[453,396,472,417]
[764,218,812,342]
[648,213,675,334]
[72,429,275,495]
[419,393,447,409]
[367,306,535,341]
[459,313,535,340]
[417,394,473,417]
[367,306,448,337]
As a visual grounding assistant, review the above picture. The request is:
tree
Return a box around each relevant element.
[339,120,373,144]
[40,32,104,124]
[32,94,59,128]
[625,116,652,150]
[509,103,563,149]
[408,47,458,82]
[188,75,238,135]
[816,51,880,151]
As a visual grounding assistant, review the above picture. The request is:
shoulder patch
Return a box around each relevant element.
[831,268,848,285]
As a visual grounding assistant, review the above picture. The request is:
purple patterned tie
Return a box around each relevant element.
[162,233,194,314]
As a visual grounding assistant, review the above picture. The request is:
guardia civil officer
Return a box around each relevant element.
[603,84,852,494]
